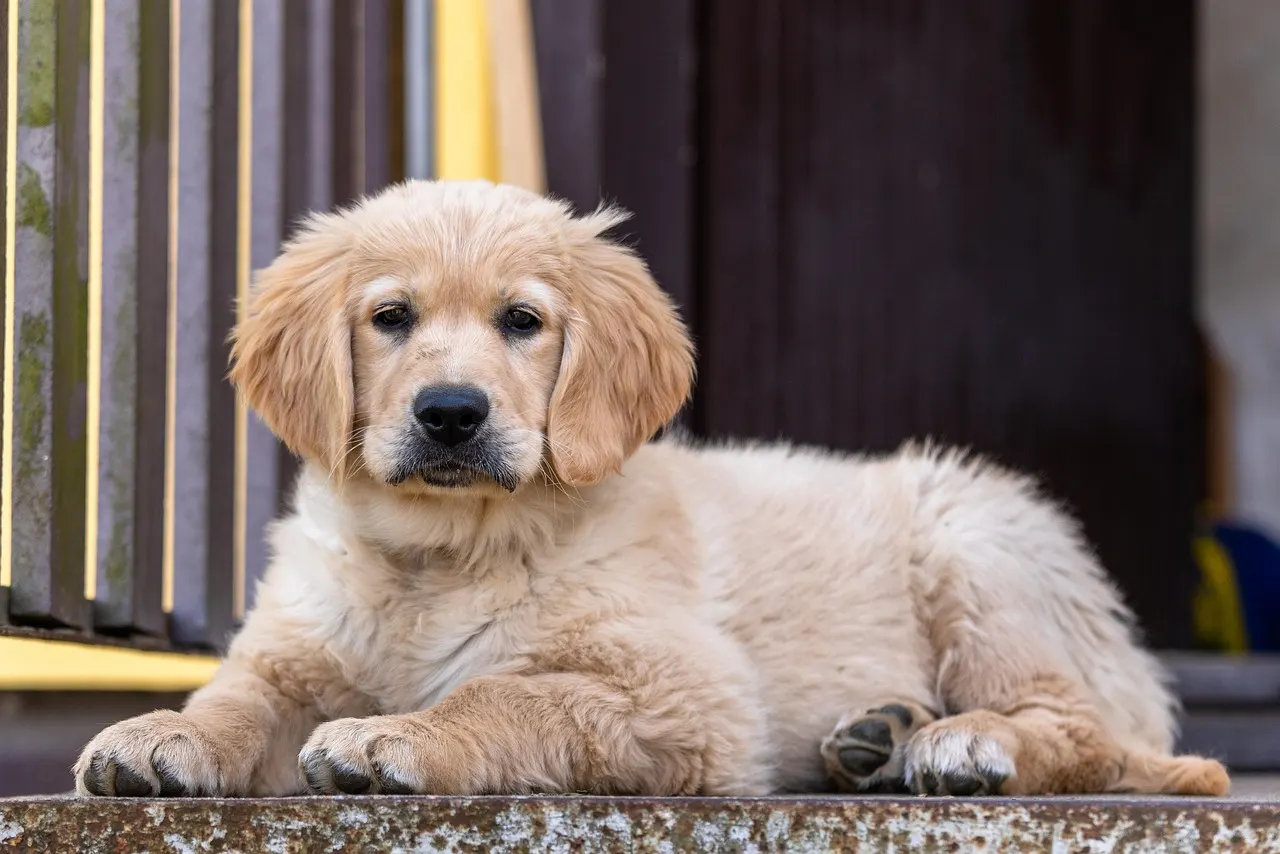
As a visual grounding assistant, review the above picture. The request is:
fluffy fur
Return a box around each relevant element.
[74,180,1228,799]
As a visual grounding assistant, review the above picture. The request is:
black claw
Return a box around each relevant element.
[979,769,1008,794]
[921,770,941,795]
[378,778,415,796]
[944,774,983,797]
[860,774,909,795]
[113,764,155,797]
[844,718,894,751]
[155,760,190,797]
[81,755,110,796]
[302,759,331,793]
[372,762,415,795]
[332,765,374,795]
[838,746,891,777]
[875,704,914,728]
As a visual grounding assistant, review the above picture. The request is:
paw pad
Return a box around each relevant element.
[821,701,936,795]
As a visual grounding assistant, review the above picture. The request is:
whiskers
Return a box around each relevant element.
[381,428,522,492]
[322,427,371,488]
[501,426,587,512]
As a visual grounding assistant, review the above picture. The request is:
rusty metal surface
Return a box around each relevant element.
[2,795,1280,853]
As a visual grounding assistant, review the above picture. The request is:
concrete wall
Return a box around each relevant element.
[1201,1,1280,535]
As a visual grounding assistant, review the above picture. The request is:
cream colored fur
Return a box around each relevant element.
[74,180,1228,798]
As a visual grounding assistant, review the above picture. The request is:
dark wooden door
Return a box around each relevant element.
[538,0,1201,649]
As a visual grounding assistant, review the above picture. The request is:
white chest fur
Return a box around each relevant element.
[261,493,540,716]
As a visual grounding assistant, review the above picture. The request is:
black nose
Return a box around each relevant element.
[414,386,490,447]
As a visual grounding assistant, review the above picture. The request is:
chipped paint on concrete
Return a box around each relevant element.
[1,796,1280,853]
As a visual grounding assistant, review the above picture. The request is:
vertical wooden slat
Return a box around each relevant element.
[306,0,335,216]
[48,0,93,628]
[93,0,140,630]
[132,0,170,634]
[9,0,91,628]
[280,0,315,265]
[0,0,11,612]
[330,0,357,204]
[171,0,230,648]
[600,0,698,420]
[601,0,698,308]
[699,0,781,441]
[531,0,697,422]
[531,0,603,213]
[241,0,283,612]
[276,0,335,514]
[333,0,397,204]
[360,0,393,193]
[275,0,311,515]
[93,0,168,637]
[404,0,433,180]
[386,0,404,187]
[199,0,240,642]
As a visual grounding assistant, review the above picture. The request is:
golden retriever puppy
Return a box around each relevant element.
[74,180,1227,799]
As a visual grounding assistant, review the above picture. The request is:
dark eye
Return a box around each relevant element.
[501,307,541,335]
[373,305,412,331]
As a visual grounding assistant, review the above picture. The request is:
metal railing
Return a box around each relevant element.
[0,0,406,659]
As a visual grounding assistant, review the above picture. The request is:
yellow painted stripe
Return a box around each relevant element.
[1,0,19,590]
[0,636,217,691]
[435,0,498,181]
[85,0,106,601]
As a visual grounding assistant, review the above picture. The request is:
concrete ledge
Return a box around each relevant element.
[2,795,1279,853]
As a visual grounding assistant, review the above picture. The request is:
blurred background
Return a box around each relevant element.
[0,0,1277,795]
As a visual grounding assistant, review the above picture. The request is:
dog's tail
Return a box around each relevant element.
[1112,751,1230,796]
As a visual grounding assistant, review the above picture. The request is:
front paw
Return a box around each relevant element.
[300,716,438,795]
[74,711,227,797]
[903,718,1018,796]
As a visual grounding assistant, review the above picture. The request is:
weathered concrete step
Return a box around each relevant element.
[2,795,1279,853]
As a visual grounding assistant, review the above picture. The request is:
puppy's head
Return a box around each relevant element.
[229,180,693,496]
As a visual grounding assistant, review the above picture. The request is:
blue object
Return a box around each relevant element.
[1211,521,1280,652]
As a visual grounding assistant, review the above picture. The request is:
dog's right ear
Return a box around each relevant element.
[228,212,355,478]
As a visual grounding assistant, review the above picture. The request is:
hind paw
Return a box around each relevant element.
[821,701,936,794]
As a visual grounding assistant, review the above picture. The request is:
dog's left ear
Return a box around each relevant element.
[546,207,695,486]
[228,212,355,478]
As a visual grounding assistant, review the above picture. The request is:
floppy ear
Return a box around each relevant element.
[546,208,696,486]
[228,212,355,477]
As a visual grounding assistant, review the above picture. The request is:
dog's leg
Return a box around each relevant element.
[74,644,363,797]
[895,455,1230,797]
[901,674,1229,796]
[299,646,769,797]
[820,701,937,793]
